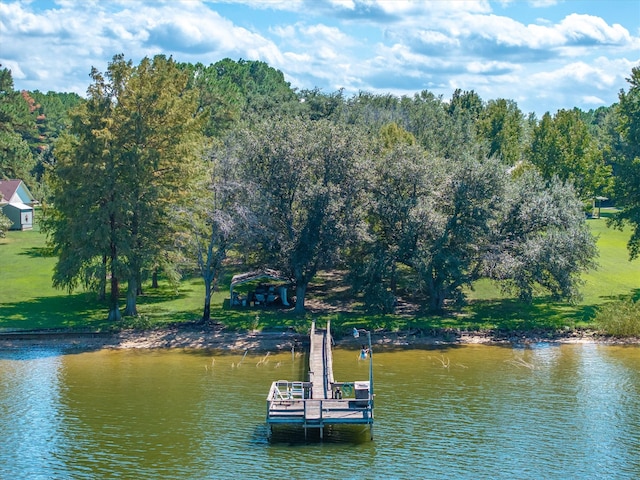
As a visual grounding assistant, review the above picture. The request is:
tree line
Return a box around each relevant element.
[1,55,638,321]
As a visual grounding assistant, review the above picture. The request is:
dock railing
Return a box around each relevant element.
[266,388,373,424]
[266,320,374,440]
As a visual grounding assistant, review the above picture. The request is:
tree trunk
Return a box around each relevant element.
[200,275,213,324]
[152,268,159,289]
[294,283,307,314]
[125,277,138,317]
[108,239,121,321]
[429,284,446,312]
[201,301,211,324]
[108,275,121,322]
[426,269,445,312]
[390,262,397,296]
[108,306,122,322]
[136,268,143,296]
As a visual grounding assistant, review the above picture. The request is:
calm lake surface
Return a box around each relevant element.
[1,343,639,479]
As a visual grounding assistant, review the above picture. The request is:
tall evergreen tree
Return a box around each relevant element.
[612,66,640,259]
[0,67,36,183]
[528,109,611,203]
[477,98,524,165]
[48,54,206,320]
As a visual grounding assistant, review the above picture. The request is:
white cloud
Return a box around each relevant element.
[534,61,617,90]
[529,0,558,7]
[466,60,519,74]
[1,0,638,116]
[271,24,297,39]
[558,14,632,46]
[328,0,355,9]
[582,95,606,106]
[414,30,460,49]
[223,0,305,10]
[300,23,352,46]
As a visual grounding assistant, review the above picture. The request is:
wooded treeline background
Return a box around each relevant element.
[1,56,639,322]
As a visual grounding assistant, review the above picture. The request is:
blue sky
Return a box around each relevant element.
[1,0,639,116]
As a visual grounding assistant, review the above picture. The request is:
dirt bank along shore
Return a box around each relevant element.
[0,325,632,352]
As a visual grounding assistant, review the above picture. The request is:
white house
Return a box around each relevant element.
[0,179,35,231]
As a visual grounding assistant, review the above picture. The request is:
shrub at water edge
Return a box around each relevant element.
[595,299,640,337]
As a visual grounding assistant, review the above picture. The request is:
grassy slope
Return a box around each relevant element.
[0,209,638,333]
[580,211,639,303]
[461,209,639,332]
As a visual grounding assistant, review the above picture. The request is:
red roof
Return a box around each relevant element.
[0,179,20,202]
[0,179,34,205]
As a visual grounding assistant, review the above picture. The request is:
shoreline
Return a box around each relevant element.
[0,326,637,352]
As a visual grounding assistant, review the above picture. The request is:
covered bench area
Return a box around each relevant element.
[229,269,293,308]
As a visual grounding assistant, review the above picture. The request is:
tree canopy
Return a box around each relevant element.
[233,116,370,313]
[528,109,611,203]
[611,66,640,259]
[47,54,206,320]
[13,57,636,319]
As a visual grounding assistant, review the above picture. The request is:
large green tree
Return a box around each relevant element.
[48,54,206,320]
[414,156,507,310]
[612,66,640,259]
[113,55,206,316]
[48,72,122,317]
[176,137,257,323]
[236,116,370,313]
[528,109,611,203]
[487,170,598,301]
[182,58,298,137]
[349,142,429,312]
[341,90,479,160]
[356,147,597,312]
[0,67,36,182]
[477,98,524,166]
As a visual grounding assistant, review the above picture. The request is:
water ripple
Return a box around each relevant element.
[0,345,639,479]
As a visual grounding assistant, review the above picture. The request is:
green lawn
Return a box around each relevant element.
[0,226,205,331]
[461,208,639,332]
[0,209,638,334]
[580,211,639,303]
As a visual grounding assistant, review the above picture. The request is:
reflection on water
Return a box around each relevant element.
[0,344,639,479]
[0,348,68,478]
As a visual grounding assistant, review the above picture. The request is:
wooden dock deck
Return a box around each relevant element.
[266,320,374,440]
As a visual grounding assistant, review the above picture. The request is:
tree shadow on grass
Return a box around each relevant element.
[0,292,111,331]
[136,285,189,305]
[19,246,56,258]
[463,290,639,333]
[597,288,640,303]
[459,296,599,332]
[0,284,202,332]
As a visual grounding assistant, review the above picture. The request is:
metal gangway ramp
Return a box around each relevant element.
[266,320,374,440]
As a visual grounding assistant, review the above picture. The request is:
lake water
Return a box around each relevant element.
[1,343,639,479]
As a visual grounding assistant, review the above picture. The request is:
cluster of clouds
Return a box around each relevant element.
[1,0,639,116]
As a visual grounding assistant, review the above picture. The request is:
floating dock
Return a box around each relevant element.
[266,320,374,440]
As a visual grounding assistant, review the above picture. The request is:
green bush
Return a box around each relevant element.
[595,299,640,337]
[116,315,154,331]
